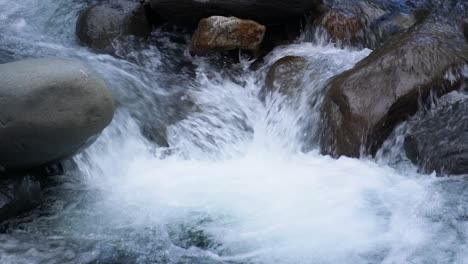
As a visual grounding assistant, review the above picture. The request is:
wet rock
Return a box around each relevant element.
[316,0,424,48]
[320,17,468,158]
[191,16,265,55]
[263,56,308,97]
[76,0,152,54]
[404,99,468,175]
[0,58,114,170]
[258,21,305,59]
[0,49,15,64]
[150,0,322,26]
[464,18,468,40]
[0,175,42,223]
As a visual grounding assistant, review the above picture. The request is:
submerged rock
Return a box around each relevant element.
[191,16,265,55]
[315,0,424,48]
[320,16,468,158]
[0,174,42,223]
[318,6,365,46]
[0,58,114,170]
[150,0,322,25]
[405,98,468,176]
[76,0,151,54]
[263,56,309,97]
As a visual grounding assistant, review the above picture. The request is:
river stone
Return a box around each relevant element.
[263,56,308,97]
[191,16,265,55]
[316,0,423,48]
[0,175,42,223]
[464,18,468,40]
[319,16,468,158]
[404,99,468,175]
[0,58,114,170]
[0,49,15,64]
[76,0,151,53]
[150,0,322,25]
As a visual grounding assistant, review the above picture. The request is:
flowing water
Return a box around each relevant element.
[1,1,468,263]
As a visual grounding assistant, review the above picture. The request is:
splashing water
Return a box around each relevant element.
[1,1,468,264]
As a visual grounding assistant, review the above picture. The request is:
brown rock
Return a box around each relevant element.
[464,18,468,40]
[191,16,266,55]
[319,16,468,158]
[76,0,152,54]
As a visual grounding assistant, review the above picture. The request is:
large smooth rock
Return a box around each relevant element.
[150,0,322,25]
[404,98,468,175]
[76,0,151,53]
[191,16,265,55]
[0,58,114,170]
[320,16,468,158]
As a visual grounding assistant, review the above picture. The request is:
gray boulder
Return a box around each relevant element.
[0,58,114,170]
[405,98,468,175]
[320,16,468,158]
[76,0,151,54]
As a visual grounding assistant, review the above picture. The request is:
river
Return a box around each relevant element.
[0,1,467,263]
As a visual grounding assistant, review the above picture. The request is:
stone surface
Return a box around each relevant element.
[0,175,42,223]
[263,56,308,97]
[150,0,322,25]
[0,58,114,170]
[76,0,151,53]
[405,98,468,175]
[319,16,468,158]
[464,18,468,40]
[191,16,265,55]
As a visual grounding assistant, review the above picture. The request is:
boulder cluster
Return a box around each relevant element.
[1,0,468,223]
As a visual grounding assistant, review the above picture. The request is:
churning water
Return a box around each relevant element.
[1,1,468,263]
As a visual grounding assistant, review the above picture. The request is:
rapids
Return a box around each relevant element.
[1,1,468,263]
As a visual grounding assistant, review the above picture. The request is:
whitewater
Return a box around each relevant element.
[0,1,467,263]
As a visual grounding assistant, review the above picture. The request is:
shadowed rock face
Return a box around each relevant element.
[150,0,322,25]
[0,58,114,170]
[0,175,42,223]
[405,98,468,175]
[320,15,468,158]
[0,49,15,64]
[464,18,468,40]
[191,16,265,55]
[76,0,151,54]
[263,56,309,98]
[316,0,426,48]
